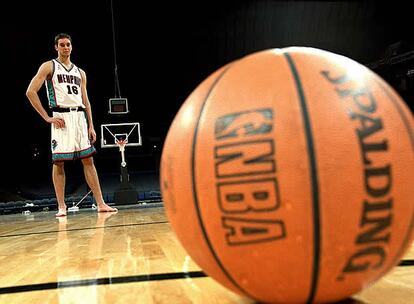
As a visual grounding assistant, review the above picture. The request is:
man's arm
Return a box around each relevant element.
[80,69,97,143]
[26,62,65,128]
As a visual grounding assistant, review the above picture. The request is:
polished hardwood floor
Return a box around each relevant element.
[0,205,412,303]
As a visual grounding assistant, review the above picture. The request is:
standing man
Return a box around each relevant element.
[26,33,117,217]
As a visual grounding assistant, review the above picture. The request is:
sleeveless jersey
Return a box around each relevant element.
[46,59,84,108]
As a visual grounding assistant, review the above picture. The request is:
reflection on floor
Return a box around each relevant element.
[0,205,412,304]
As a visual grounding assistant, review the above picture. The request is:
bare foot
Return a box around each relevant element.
[55,209,67,217]
[97,203,118,213]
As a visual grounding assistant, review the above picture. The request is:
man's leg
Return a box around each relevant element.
[81,157,117,212]
[53,161,67,217]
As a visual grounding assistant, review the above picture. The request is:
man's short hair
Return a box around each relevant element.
[54,33,72,45]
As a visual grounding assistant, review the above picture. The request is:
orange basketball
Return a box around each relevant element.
[160,47,414,303]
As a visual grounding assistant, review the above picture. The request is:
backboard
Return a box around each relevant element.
[101,122,142,148]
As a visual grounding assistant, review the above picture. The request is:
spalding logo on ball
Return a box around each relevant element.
[160,47,414,303]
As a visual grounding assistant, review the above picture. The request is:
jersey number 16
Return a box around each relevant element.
[66,85,79,95]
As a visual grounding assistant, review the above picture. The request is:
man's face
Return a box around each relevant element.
[55,38,72,56]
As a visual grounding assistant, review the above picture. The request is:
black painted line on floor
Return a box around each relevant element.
[399,259,414,267]
[0,259,412,295]
[0,221,169,239]
[0,271,207,294]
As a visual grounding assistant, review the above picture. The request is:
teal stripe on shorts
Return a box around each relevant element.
[52,146,96,162]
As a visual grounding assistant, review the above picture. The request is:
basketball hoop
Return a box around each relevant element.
[116,138,128,152]
[116,139,128,167]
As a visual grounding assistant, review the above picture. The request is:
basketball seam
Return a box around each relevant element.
[376,80,414,278]
[283,52,321,304]
[190,62,257,300]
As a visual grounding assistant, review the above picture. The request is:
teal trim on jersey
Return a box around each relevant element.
[52,146,96,162]
[47,80,57,107]
[47,60,57,107]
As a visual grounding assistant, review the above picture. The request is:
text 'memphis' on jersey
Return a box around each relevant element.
[46,59,84,108]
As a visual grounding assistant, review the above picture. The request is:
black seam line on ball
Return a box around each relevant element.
[190,62,257,300]
[284,52,321,304]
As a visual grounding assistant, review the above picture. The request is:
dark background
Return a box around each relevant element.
[1,0,413,200]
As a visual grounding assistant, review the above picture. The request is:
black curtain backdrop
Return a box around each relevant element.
[1,0,413,198]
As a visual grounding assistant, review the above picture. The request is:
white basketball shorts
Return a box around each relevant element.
[51,111,96,162]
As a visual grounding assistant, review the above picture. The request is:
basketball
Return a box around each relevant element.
[160,47,414,303]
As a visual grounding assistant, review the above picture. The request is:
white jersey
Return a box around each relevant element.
[45,59,84,108]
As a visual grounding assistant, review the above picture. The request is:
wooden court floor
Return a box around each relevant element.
[0,205,412,304]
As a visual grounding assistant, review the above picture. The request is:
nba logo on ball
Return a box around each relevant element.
[160,47,414,303]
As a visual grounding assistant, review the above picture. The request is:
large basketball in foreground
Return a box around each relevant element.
[160,47,414,303]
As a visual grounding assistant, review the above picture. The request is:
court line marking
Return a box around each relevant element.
[0,271,207,295]
[0,260,411,295]
[0,221,169,239]
[398,259,414,267]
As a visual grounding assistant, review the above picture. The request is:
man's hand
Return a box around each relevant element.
[88,127,97,144]
[47,117,65,129]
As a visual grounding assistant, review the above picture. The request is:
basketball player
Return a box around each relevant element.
[26,33,117,217]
